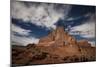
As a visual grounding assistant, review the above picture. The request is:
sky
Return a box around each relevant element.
[11,1,96,46]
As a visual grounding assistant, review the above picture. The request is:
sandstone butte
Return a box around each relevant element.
[12,26,96,66]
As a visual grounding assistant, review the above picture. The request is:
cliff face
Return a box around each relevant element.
[38,26,77,47]
[36,26,93,55]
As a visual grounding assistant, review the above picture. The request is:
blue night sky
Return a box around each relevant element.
[11,1,96,46]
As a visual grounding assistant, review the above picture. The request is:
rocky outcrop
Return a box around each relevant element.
[38,26,78,47]
[78,40,91,47]
[26,43,36,49]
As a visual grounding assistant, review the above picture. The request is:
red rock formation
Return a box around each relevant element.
[38,26,78,47]
[78,40,91,47]
[12,26,95,65]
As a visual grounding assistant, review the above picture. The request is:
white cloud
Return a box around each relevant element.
[88,41,96,47]
[69,14,96,39]
[68,15,96,46]
[66,16,81,21]
[70,22,95,38]
[11,24,31,36]
[11,34,39,46]
[11,1,71,29]
[11,24,39,46]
